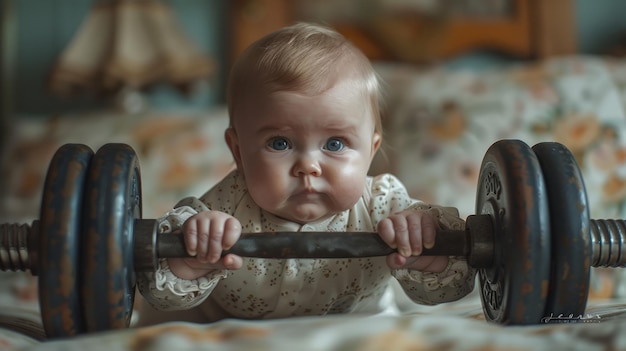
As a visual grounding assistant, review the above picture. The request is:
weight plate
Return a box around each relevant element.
[82,143,141,332]
[39,144,93,338]
[532,142,590,319]
[475,140,551,324]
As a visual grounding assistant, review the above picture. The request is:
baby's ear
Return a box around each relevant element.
[371,132,382,156]
[225,127,242,168]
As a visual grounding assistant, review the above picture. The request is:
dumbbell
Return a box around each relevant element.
[1,140,625,339]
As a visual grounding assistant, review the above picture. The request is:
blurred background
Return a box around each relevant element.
[3,0,626,120]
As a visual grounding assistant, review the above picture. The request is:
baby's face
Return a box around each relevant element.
[227,78,381,224]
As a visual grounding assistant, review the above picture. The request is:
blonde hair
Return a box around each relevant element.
[227,22,383,135]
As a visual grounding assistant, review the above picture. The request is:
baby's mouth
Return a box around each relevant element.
[293,187,323,200]
[295,188,318,197]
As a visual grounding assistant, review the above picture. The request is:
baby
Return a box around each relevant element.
[137,23,475,322]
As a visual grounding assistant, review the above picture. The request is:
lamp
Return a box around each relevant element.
[48,0,214,109]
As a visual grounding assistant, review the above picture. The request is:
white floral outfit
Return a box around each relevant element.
[137,171,475,321]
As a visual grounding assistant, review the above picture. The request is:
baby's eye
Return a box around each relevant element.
[268,137,291,151]
[324,138,345,152]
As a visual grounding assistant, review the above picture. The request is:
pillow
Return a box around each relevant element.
[0,108,234,223]
[374,56,626,299]
[374,57,626,221]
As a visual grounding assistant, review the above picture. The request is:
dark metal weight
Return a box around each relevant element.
[7,138,619,336]
[39,144,93,338]
[82,144,141,332]
[532,142,591,319]
[475,140,551,325]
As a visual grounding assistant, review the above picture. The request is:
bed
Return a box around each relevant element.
[1,0,626,349]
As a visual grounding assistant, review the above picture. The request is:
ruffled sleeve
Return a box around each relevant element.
[368,174,476,305]
[136,199,229,311]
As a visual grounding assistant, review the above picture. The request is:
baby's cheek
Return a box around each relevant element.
[329,170,367,209]
[247,173,286,208]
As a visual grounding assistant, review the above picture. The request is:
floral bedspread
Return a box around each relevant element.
[1,270,626,351]
[1,56,626,350]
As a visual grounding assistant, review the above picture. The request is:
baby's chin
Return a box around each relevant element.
[272,205,342,225]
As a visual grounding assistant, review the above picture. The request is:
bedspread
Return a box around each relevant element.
[14,314,626,350]
[1,268,626,350]
[1,56,626,350]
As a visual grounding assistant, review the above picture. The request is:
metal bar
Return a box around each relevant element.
[0,223,30,271]
[157,230,470,259]
[590,219,626,267]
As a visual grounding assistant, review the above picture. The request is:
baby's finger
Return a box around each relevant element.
[391,215,411,257]
[377,218,397,249]
[222,254,243,270]
[405,213,424,256]
[403,256,433,270]
[182,253,243,271]
[420,213,437,250]
[195,218,212,263]
[222,217,242,250]
[182,220,199,257]
[386,253,408,269]
[207,219,226,264]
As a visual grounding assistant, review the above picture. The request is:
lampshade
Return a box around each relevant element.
[49,0,214,97]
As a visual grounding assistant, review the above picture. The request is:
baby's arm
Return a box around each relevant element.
[136,198,240,311]
[389,204,476,305]
[368,174,475,305]
[168,210,243,280]
[377,209,449,273]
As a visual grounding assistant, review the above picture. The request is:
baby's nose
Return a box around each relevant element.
[292,155,322,176]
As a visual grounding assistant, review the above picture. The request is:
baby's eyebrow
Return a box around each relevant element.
[323,123,360,135]
[255,125,292,134]
[253,121,361,136]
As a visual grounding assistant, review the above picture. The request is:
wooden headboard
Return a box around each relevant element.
[228,0,576,64]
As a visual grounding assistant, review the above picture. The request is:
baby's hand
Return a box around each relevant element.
[377,210,449,273]
[168,211,243,280]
